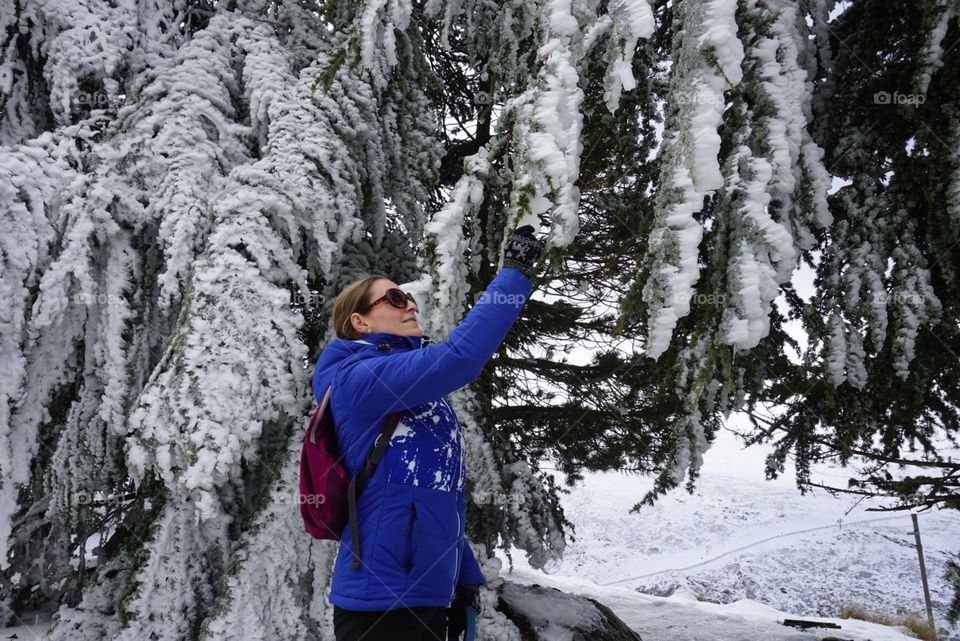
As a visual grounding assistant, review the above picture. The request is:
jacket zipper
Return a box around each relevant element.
[405,503,416,536]
[452,510,461,600]
[405,503,416,571]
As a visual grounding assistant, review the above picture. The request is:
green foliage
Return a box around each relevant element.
[751,0,960,501]
[311,47,347,96]
[947,555,960,625]
[116,475,167,626]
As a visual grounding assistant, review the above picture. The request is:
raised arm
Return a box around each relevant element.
[335,267,532,418]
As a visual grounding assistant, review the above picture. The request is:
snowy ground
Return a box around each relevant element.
[504,566,924,641]
[499,424,960,641]
[4,426,956,641]
[0,619,49,641]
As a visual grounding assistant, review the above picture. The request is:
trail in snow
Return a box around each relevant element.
[601,513,910,585]
[503,428,960,639]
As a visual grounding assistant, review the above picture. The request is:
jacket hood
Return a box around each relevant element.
[311,333,432,403]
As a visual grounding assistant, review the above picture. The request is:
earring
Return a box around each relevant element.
[365,326,372,334]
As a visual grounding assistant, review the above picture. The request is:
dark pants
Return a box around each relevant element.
[333,605,449,641]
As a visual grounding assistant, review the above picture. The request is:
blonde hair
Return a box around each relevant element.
[332,274,390,339]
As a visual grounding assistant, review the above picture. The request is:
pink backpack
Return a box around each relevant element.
[299,387,402,565]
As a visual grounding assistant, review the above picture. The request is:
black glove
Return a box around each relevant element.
[502,225,544,277]
[447,584,482,641]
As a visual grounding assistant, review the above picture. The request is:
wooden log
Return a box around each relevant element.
[781,619,841,630]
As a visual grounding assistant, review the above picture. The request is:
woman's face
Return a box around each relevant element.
[351,279,422,337]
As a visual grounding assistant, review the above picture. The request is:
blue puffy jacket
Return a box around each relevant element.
[311,267,532,611]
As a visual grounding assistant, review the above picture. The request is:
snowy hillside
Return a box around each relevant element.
[503,568,923,641]
[500,425,960,640]
[3,427,956,641]
[4,424,956,641]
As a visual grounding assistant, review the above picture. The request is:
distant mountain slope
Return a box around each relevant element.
[502,566,923,641]
[499,430,960,640]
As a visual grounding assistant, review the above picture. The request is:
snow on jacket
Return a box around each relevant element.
[311,267,532,611]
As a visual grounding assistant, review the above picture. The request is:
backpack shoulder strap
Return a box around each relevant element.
[307,387,332,445]
[309,347,380,446]
[318,349,406,568]
[346,409,403,569]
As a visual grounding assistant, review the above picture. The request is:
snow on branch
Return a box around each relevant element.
[16,0,134,126]
[601,0,655,113]
[0,134,79,569]
[511,0,655,247]
[639,0,744,359]
[719,0,831,351]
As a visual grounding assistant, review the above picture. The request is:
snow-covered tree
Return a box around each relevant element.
[1,0,656,638]
[751,0,960,500]
[617,0,959,606]
[4,0,959,635]
[616,0,834,501]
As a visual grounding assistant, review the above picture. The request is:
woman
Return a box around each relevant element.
[311,226,544,641]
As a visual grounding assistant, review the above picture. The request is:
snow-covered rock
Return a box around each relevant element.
[499,581,642,641]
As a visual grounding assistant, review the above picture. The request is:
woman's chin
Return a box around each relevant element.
[402,324,423,337]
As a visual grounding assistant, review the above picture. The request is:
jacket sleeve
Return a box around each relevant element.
[336,267,532,418]
[457,538,487,587]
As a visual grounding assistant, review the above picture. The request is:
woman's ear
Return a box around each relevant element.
[350,311,367,335]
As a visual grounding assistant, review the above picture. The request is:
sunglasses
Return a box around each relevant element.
[364,288,417,312]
